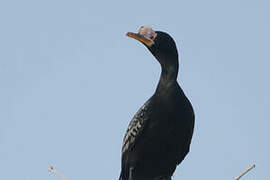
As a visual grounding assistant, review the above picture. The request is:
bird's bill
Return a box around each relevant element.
[126,32,154,47]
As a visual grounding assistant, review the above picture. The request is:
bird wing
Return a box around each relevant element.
[122,98,152,153]
[175,111,195,165]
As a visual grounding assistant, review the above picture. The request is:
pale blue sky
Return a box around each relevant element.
[1,0,269,179]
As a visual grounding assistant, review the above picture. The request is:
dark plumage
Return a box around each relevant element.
[120,26,195,180]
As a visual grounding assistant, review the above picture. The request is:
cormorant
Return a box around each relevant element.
[119,26,195,180]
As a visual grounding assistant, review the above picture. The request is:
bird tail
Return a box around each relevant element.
[119,170,124,180]
[119,169,128,180]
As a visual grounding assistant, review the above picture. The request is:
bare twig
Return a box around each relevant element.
[48,166,69,180]
[48,164,255,180]
[235,164,255,180]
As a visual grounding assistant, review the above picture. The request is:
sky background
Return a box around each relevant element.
[0,0,269,179]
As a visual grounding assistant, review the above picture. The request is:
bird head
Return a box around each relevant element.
[127,26,179,71]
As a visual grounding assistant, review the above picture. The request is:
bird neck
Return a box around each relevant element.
[156,62,179,94]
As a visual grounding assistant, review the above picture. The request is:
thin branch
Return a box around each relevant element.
[48,164,255,180]
[235,164,255,180]
[48,166,70,180]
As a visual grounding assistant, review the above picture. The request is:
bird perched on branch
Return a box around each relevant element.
[119,26,195,180]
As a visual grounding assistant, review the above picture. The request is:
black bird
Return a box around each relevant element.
[119,26,195,180]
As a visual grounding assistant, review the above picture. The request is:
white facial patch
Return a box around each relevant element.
[138,26,157,41]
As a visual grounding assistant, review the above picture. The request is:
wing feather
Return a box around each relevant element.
[122,99,152,153]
